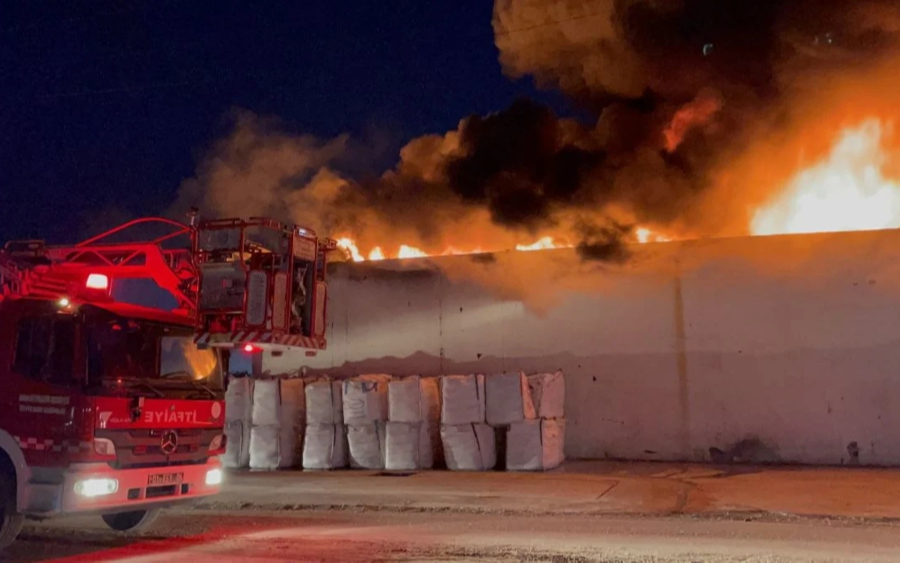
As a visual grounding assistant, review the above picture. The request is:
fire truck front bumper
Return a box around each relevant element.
[22,458,223,517]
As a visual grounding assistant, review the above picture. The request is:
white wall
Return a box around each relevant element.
[263,229,900,466]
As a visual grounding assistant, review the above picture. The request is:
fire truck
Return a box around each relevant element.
[0,215,335,547]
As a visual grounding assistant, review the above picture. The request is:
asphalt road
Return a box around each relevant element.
[9,509,900,562]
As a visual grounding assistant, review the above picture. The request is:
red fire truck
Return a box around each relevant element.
[0,215,334,547]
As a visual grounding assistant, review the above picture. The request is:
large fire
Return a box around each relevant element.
[336,229,671,262]
[335,119,899,262]
[752,120,900,236]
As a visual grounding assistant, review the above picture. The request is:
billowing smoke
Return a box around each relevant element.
[175,0,900,264]
[494,0,900,234]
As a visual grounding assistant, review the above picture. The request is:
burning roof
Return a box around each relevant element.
[173,0,900,266]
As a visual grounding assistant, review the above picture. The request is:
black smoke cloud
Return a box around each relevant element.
[446,99,602,230]
[489,0,900,244]
[177,1,900,263]
[496,0,900,105]
[437,96,706,259]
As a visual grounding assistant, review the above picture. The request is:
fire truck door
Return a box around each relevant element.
[6,310,79,463]
[292,234,318,337]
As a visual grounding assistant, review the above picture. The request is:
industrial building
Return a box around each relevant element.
[259,229,900,466]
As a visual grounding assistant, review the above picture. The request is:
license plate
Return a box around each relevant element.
[148,472,183,486]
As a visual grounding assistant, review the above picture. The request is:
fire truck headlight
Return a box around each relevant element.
[205,468,223,486]
[74,478,118,497]
[93,438,116,457]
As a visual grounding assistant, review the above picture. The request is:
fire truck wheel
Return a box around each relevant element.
[0,472,24,549]
[101,508,161,532]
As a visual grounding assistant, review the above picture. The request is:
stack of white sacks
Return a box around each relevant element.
[248,377,306,470]
[439,374,497,470]
[222,376,253,468]
[221,370,565,472]
[385,375,441,470]
[302,379,347,469]
[342,374,392,469]
[497,371,566,471]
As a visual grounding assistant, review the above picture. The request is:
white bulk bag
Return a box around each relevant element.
[440,423,496,471]
[279,377,307,428]
[281,425,304,469]
[221,419,251,468]
[306,380,343,425]
[526,371,565,419]
[343,375,390,426]
[302,424,347,469]
[225,376,253,423]
[484,372,536,426]
[388,375,440,423]
[506,419,565,471]
[249,425,281,470]
[347,422,387,469]
[385,421,438,470]
[250,424,303,470]
[440,374,486,425]
[251,379,281,427]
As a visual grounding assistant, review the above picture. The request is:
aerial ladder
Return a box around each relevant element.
[1,214,338,353]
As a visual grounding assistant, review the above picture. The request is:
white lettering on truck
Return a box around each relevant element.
[18,404,66,415]
[17,395,69,415]
[19,395,70,405]
[143,410,199,424]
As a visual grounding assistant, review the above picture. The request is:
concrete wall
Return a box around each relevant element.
[262,229,900,466]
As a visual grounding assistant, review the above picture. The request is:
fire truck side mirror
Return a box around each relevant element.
[220,349,231,373]
[220,349,231,391]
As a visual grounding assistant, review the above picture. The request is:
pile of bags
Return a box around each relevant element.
[387,375,441,470]
[302,379,345,469]
[249,378,306,470]
[222,376,253,468]
[438,371,566,471]
[220,370,565,472]
[497,371,565,471]
[344,374,390,469]
[440,374,495,470]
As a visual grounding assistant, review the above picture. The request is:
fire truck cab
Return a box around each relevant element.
[0,216,333,547]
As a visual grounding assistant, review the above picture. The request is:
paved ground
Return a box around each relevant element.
[10,461,900,562]
[198,461,900,520]
[12,509,900,562]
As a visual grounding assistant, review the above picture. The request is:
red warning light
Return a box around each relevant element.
[85,273,110,290]
[243,343,260,353]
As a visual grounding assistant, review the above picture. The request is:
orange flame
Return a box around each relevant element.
[334,228,673,262]
[663,91,722,153]
[515,236,571,252]
[635,227,671,244]
[336,237,364,261]
[397,245,429,259]
[335,118,900,263]
[751,120,900,236]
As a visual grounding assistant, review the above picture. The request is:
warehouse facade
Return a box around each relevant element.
[261,229,900,466]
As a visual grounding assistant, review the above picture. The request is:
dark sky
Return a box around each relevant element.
[0,0,566,244]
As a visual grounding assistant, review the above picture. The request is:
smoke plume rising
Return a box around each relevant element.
[175,0,900,263]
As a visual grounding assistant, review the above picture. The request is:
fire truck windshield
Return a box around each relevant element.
[85,311,223,391]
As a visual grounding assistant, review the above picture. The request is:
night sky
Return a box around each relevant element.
[0,1,565,244]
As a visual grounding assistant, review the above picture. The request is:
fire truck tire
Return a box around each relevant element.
[0,472,24,549]
[101,508,161,532]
